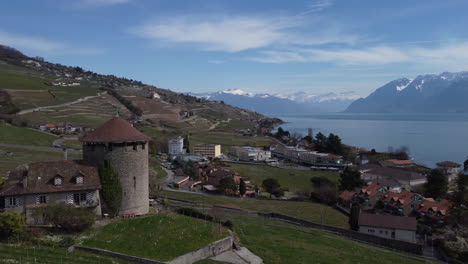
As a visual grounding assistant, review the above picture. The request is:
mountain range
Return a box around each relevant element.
[346,71,468,113]
[189,89,359,115]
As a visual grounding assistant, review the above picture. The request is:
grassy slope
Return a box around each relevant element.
[0,243,132,264]
[229,215,434,264]
[82,212,228,261]
[0,69,99,110]
[160,191,348,228]
[0,146,81,174]
[190,132,273,153]
[0,124,57,146]
[226,162,339,193]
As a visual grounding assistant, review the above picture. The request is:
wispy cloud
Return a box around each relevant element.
[130,15,356,52]
[208,60,225,64]
[0,31,65,53]
[76,0,129,7]
[249,42,468,69]
[0,31,104,56]
[298,0,333,16]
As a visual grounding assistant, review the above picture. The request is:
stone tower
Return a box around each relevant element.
[80,117,150,215]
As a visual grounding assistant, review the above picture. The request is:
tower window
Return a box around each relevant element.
[104,160,109,168]
[142,144,145,150]
[134,176,136,189]
[76,176,84,184]
[133,144,137,151]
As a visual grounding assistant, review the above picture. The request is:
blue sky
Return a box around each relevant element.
[1,0,468,97]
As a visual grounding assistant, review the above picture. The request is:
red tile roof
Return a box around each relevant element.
[45,124,55,128]
[386,159,416,166]
[382,190,416,209]
[359,213,417,231]
[80,117,150,143]
[417,199,454,220]
[358,183,384,199]
[0,160,101,196]
[339,190,356,201]
[436,161,461,168]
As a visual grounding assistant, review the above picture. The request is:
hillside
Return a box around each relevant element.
[0,45,280,131]
[190,89,358,114]
[346,71,468,113]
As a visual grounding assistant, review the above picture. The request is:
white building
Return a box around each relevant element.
[168,136,184,155]
[358,213,417,243]
[271,146,344,166]
[150,91,160,99]
[230,146,271,161]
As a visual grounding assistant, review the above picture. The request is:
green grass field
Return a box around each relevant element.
[0,145,81,175]
[0,243,132,264]
[190,132,273,153]
[159,191,348,228]
[226,162,339,193]
[0,124,57,146]
[227,215,434,264]
[82,212,229,261]
[1,70,100,110]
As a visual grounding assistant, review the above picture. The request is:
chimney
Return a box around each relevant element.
[63,148,68,160]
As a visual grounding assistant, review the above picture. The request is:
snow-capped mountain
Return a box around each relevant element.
[346,71,468,113]
[189,89,358,115]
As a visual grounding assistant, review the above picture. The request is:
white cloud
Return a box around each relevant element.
[298,0,333,15]
[77,0,129,7]
[208,60,225,64]
[0,31,104,56]
[250,46,409,64]
[130,15,356,52]
[0,31,65,53]
[249,42,468,69]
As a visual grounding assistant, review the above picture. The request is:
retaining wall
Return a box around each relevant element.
[73,245,166,264]
[264,213,423,255]
[168,235,234,264]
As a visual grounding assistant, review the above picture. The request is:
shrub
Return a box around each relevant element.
[223,220,233,229]
[33,203,95,232]
[176,208,217,222]
[99,166,123,217]
[0,213,25,240]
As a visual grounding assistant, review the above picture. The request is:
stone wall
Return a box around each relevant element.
[168,235,234,264]
[263,213,423,255]
[73,245,166,264]
[83,142,149,215]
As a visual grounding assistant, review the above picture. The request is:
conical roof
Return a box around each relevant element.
[80,117,150,143]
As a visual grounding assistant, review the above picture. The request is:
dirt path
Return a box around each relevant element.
[17,91,107,115]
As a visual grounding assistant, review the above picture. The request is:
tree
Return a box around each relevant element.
[425,169,448,198]
[339,167,364,191]
[262,178,283,197]
[349,202,361,231]
[98,166,123,217]
[314,132,327,152]
[454,172,467,205]
[32,203,95,232]
[310,176,335,188]
[464,156,468,172]
[0,213,25,240]
[314,186,338,205]
[218,176,237,194]
[183,135,190,153]
[326,133,344,155]
[239,178,247,196]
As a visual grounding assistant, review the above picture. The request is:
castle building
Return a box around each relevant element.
[0,117,151,219]
[80,117,150,216]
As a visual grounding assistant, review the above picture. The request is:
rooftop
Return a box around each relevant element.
[0,160,101,196]
[359,213,417,231]
[436,161,461,168]
[80,117,150,143]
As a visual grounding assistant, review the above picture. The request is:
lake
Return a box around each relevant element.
[276,113,468,168]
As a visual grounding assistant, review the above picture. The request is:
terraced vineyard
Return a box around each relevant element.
[0,244,132,264]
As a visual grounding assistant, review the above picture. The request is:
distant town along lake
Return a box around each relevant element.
[277,113,468,168]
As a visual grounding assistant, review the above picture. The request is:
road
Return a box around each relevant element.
[17,91,107,115]
[52,137,81,150]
